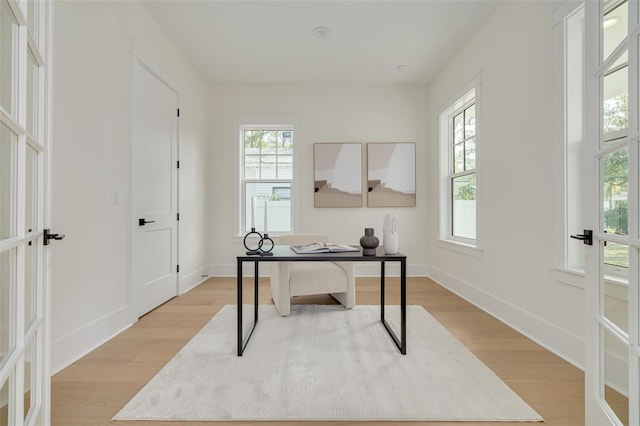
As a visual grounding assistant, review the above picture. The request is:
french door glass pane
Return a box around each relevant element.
[603,242,628,334]
[244,182,291,233]
[27,50,38,139]
[603,65,628,135]
[0,0,17,116]
[24,241,36,329]
[27,0,39,48]
[452,174,476,239]
[602,148,628,236]
[25,145,37,233]
[603,327,629,425]
[0,248,15,370]
[603,0,628,61]
[0,376,9,426]
[23,337,35,421]
[1,124,17,240]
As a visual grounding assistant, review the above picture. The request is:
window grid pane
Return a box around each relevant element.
[451,173,476,240]
[244,182,291,233]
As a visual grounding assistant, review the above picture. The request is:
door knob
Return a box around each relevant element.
[138,218,156,226]
[570,229,593,245]
[43,229,66,245]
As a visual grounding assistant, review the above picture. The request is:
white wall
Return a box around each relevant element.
[209,84,428,276]
[50,1,210,373]
[425,1,585,367]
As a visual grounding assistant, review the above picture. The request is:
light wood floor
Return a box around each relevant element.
[51,277,586,426]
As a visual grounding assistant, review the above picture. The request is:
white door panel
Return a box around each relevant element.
[584,1,639,424]
[0,1,50,424]
[132,59,179,318]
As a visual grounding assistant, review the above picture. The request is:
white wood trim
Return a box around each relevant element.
[428,265,585,370]
[50,306,132,374]
[179,265,210,295]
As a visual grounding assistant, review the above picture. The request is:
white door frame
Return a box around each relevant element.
[129,44,180,321]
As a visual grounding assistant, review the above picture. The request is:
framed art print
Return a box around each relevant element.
[314,143,363,208]
[367,143,416,207]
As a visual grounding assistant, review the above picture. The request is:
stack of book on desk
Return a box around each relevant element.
[290,242,359,254]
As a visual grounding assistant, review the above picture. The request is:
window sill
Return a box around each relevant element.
[437,239,483,258]
[552,267,585,289]
[552,267,628,291]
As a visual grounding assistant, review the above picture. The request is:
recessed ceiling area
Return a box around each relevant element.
[140,0,501,85]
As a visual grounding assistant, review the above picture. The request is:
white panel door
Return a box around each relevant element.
[0,0,50,424]
[584,0,639,424]
[132,59,178,318]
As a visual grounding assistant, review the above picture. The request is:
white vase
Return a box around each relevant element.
[383,232,399,255]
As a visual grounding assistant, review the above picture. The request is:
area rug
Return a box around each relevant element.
[113,304,543,422]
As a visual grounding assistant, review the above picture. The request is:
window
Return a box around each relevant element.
[553,4,586,279]
[240,126,293,234]
[439,86,479,249]
[553,2,630,283]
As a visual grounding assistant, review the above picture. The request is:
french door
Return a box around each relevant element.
[584,0,639,424]
[0,0,51,425]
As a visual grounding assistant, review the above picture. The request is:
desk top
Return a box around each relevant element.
[237,245,406,262]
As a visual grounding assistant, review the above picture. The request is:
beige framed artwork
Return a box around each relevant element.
[314,143,363,208]
[367,143,416,207]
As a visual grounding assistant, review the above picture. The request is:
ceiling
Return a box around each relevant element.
[141,0,501,85]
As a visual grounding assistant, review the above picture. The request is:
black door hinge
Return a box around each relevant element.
[177,264,180,273]
[177,160,180,168]
[177,108,180,117]
[177,213,180,221]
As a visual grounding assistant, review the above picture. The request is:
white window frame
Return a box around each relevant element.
[233,115,299,237]
[552,2,587,288]
[438,78,482,257]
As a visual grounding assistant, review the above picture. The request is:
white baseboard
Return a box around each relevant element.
[209,263,429,278]
[428,265,585,370]
[180,265,210,294]
[51,305,132,374]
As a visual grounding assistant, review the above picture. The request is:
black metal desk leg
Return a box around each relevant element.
[237,259,243,356]
[254,260,259,323]
[400,258,407,354]
[380,260,385,321]
[237,259,259,356]
[380,259,407,355]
